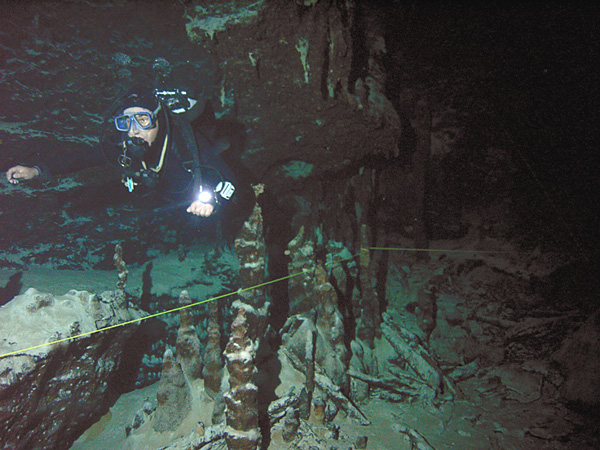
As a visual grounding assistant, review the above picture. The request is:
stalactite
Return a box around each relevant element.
[152,349,191,433]
[224,308,260,450]
[176,290,203,380]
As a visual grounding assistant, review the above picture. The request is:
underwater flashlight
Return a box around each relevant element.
[198,188,213,204]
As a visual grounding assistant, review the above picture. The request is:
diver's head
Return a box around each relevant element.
[113,87,162,145]
[117,106,160,145]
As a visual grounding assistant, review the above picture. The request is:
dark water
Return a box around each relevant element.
[1,1,598,259]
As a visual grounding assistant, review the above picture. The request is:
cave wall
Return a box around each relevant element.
[183,0,403,246]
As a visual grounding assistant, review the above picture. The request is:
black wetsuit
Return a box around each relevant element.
[32,111,237,211]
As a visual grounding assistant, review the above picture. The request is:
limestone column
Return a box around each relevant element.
[224,308,260,450]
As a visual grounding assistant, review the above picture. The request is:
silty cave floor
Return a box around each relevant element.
[2,208,597,449]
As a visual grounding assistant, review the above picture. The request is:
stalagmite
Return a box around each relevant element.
[314,372,370,426]
[212,392,226,425]
[175,290,203,381]
[235,184,266,289]
[283,347,370,426]
[284,230,348,388]
[349,338,380,403]
[281,407,300,442]
[113,243,128,307]
[312,395,326,424]
[303,327,316,417]
[233,183,268,339]
[152,349,192,433]
[314,262,347,388]
[202,300,223,399]
[415,286,437,341]
[344,224,381,405]
[286,226,316,315]
[297,386,311,421]
[224,308,260,449]
[356,223,379,347]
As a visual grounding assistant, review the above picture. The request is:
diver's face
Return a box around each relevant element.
[123,106,159,145]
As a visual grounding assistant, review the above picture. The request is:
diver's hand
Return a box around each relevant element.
[6,165,39,184]
[186,200,214,217]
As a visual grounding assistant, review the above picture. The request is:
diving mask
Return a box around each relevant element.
[114,104,161,132]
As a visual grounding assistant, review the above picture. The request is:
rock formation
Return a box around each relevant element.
[286,226,317,316]
[349,338,378,403]
[0,289,145,449]
[356,223,379,347]
[175,290,203,381]
[313,262,347,388]
[281,407,300,442]
[152,348,192,433]
[348,225,381,402]
[114,242,128,307]
[224,308,260,450]
[202,300,223,399]
[283,229,347,388]
[233,183,268,339]
[0,1,595,449]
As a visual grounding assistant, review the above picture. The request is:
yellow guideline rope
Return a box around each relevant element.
[0,264,343,359]
[369,246,520,254]
[0,245,516,359]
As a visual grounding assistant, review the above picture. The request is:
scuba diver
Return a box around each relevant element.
[6,85,238,220]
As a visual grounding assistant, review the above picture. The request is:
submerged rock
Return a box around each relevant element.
[0,287,145,450]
